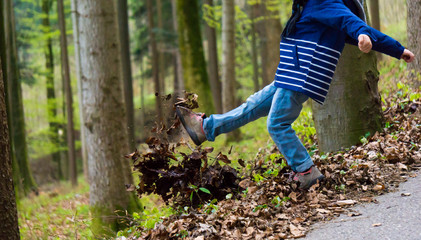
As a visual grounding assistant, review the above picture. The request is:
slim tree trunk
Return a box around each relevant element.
[5,0,37,195]
[257,0,282,88]
[176,0,215,114]
[256,1,269,88]
[74,0,137,235]
[42,0,62,179]
[369,0,382,60]
[58,0,77,186]
[369,0,381,31]
[157,0,166,95]
[407,0,421,88]
[170,0,184,98]
[0,58,20,240]
[147,0,163,121]
[139,56,146,139]
[221,0,236,113]
[71,0,89,182]
[117,0,136,150]
[250,3,260,92]
[312,46,382,152]
[204,0,222,113]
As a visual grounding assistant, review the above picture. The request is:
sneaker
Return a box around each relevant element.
[287,165,325,190]
[175,106,207,145]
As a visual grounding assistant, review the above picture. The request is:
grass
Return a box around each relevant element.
[18,177,93,239]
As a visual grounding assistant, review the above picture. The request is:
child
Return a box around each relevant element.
[176,0,415,189]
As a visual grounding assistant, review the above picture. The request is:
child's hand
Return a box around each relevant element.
[401,49,415,63]
[358,34,372,53]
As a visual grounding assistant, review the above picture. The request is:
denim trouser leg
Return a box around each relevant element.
[203,83,277,141]
[202,84,313,172]
[267,88,313,172]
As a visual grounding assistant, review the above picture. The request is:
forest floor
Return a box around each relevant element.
[17,71,420,240]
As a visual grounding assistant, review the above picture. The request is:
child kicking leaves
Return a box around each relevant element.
[176,0,415,190]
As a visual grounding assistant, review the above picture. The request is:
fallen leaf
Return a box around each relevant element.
[401,193,411,197]
[348,212,362,217]
[289,224,305,238]
[336,200,356,206]
[372,184,385,191]
[372,223,382,227]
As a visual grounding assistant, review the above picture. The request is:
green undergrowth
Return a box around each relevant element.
[18,177,93,239]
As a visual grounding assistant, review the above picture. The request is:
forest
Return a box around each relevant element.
[0,0,420,239]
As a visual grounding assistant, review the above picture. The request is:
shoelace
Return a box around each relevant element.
[286,167,313,183]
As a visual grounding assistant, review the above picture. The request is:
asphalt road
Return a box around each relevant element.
[303,171,421,240]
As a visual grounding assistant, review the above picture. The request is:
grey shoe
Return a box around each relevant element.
[287,165,325,190]
[175,106,207,145]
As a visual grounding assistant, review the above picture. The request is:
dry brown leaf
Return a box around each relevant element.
[336,200,357,206]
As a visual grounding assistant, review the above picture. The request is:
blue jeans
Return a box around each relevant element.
[202,83,313,172]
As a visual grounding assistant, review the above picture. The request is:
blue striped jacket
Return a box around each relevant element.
[275,0,405,104]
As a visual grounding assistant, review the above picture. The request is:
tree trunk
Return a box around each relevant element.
[407,0,421,88]
[369,0,382,60]
[369,0,381,30]
[170,0,184,98]
[312,46,382,152]
[257,0,282,88]
[204,0,222,113]
[42,0,62,179]
[176,0,215,114]
[5,0,37,196]
[0,58,20,240]
[147,0,164,121]
[139,56,146,140]
[250,3,260,92]
[222,0,236,113]
[71,0,89,182]
[0,0,22,197]
[74,0,137,235]
[58,0,77,186]
[157,0,166,95]
[256,1,269,88]
[117,0,136,150]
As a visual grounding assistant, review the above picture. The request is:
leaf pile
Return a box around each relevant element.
[126,91,241,207]
[136,92,420,239]
[127,143,239,206]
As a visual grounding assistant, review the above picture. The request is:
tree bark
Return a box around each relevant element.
[369,0,381,31]
[256,1,269,88]
[407,0,421,88]
[170,0,184,98]
[312,46,382,152]
[58,0,77,186]
[42,0,62,179]
[74,0,137,235]
[117,0,136,150]
[5,0,37,196]
[0,0,22,196]
[70,0,89,182]
[221,0,236,113]
[250,3,260,92]
[204,0,222,113]
[157,0,166,95]
[0,58,20,240]
[259,0,282,88]
[176,0,215,114]
[369,0,382,60]
[147,0,164,121]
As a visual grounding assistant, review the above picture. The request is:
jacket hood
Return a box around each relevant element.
[351,0,367,22]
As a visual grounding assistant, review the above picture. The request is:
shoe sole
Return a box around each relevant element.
[176,107,202,146]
